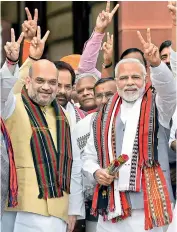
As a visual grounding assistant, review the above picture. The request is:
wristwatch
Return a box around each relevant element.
[102,62,112,69]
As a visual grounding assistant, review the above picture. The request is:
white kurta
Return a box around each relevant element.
[166,47,177,232]
[170,47,176,78]
[97,210,167,232]
[83,61,176,232]
[71,113,97,232]
[66,101,85,132]
[166,205,177,232]
[72,113,97,199]
[1,61,19,119]
[1,211,67,232]
[169,109,176,147]
[66,102,78,131]
[68,112,89,219]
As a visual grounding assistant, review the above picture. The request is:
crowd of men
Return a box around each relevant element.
[0,1,176,232]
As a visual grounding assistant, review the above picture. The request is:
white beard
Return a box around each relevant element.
[117,83,145,102]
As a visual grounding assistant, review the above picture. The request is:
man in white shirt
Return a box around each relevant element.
[71,77,117,232]
[82,28,176,232]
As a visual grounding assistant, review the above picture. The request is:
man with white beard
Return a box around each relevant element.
[82,28,176,232]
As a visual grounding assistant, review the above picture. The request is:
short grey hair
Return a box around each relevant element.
[115,58,147,79]
[75,72,100,84]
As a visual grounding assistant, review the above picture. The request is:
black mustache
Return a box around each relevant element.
[57,94,67,99]
[39,91,52,94]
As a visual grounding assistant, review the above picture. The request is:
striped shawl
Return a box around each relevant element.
[21,87,73,199]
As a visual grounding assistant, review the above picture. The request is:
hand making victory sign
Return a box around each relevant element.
[167,1,176,26]
[4,28,24,62]
[137,28,161,67]
[102,32,114,65]
[22,7,38,42]
[167,1,176,52]
[29,26,50,60]
[95,1,119,33]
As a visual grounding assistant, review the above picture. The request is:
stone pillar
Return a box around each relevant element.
[118,1,172,58]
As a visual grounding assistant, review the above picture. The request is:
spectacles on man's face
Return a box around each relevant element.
[95,91,114,100]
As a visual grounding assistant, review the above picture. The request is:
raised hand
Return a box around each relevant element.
[168,1,176,51]
[167,1,176,26]
[95,1,119,33]
[22,7,38,41]
[102,32,113,64]
[29,26,50,59]
[4,28,24,62]
[137,28,161,67]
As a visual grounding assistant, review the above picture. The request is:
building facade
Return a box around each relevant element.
[1,1,173,69]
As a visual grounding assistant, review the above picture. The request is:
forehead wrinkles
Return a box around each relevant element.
[76,77,96,90]
[32,65,58,80]
[58,70,72,79]
[118,63,144,77]
[95,81,114,91]
[32,69,57,80]
[33,76,58,83]
[58,78,72,85]
[118,72,142,78]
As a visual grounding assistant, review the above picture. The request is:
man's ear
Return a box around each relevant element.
[25,76,31,89]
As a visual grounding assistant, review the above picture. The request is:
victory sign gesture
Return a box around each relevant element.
[102,32,113,64]
[137,28,161,67]
[167,1,176,51]
[95,1,119,33]
[4,28,24,62]
[29,26,50,60]
[22,7,38,41]
[167,1,176,26]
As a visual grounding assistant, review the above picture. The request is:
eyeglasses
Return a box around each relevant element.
[95,92,114,100]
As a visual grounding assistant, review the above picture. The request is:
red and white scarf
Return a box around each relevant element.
[92,83,173,230]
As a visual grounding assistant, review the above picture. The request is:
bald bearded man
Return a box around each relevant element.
[2,59,82,232]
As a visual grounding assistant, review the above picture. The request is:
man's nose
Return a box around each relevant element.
[166,55,170,63]
[83,88,89,95]
[127,77,134,85]
[59,86,65,94]
[42,82,50,90]
[101,95,108,104]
